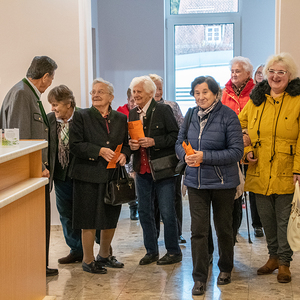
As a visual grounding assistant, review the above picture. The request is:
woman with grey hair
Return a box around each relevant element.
[128,75,182,266]
[70,78,131,274]
[239,52,300,283]
[222,56,257,241]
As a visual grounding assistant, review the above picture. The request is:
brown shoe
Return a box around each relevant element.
[277,265,291,283]
[58,253,83,264]
[257,257,279,275]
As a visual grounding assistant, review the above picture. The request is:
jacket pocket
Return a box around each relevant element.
[284,113,294,131]
[249,110,259,130]
[276,141,296,176]
[246,148,260,176]
[151,121,164,135]
[214,166,224,184]
[33,112,43,123]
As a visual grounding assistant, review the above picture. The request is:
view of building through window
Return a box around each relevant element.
[171,0,238,15]
[169,0,238,114]
[175,23,234,114]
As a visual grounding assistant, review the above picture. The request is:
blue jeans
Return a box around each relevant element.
[136,173,180,255]
[54,177,83,255]
[256,193,293,265]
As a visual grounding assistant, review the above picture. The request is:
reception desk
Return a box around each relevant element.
[0,140,51,300]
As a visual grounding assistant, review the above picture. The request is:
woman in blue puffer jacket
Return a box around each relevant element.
[175,76,244,296]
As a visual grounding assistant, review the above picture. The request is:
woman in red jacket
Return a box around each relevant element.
[222,56,263,239]
[222,56,255,115]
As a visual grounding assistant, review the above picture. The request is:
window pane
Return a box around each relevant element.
[175,24,234,115]
[171,0,238,15]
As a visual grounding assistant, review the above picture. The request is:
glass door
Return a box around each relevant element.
[165,0,241,115]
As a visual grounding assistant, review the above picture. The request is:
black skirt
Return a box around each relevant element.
[73,179,121,229]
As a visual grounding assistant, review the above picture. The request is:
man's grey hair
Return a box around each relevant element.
[26,56,57,79]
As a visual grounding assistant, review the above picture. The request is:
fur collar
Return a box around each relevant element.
[250,78,300,106]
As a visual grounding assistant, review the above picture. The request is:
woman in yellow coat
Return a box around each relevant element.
[239,53,300,284]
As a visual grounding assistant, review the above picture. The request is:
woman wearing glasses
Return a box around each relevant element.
[70,78,131,274]
[239,53,300,283]
[253,64,265,85]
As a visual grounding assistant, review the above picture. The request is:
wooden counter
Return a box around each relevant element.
[0,141,49,300]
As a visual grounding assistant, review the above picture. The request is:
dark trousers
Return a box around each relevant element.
[249,192,262,228]
[188,187,235,283]
[256,193,293,265]
[155,175,182,237]
[54,177,82,255]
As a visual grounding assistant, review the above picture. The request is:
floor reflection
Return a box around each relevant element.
[47,198,300,300]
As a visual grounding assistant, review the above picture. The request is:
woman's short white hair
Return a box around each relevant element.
[263,53,298,80]
[149,74,163,83]
[92,77,114,96]
[129,76,156,98]
[230,56,253,75]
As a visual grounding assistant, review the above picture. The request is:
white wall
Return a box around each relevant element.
[93,0,164,109]
[241,0,276,70]
[276,0,300,72]
[0,0,92,225]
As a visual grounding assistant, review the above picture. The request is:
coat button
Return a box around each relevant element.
[108,120,111,123]
[106,141,110,144]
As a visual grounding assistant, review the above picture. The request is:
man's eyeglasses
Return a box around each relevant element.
[268,69,288,77]
[90,90,111,96]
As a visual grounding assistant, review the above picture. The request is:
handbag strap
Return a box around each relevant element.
[183,107,196,140]
[146,107,156,160]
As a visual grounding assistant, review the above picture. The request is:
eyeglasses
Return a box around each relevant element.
[256,71,263,76]
[268,69,288,77]
[90,90,111,96]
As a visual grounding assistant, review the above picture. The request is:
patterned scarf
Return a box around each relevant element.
[197,99,219,139]
[232,77,250,97]
[57,122,70,169]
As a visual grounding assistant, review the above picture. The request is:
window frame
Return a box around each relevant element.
[164,0,241,103]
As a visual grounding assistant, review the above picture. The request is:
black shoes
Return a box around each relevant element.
[217,272,231,285]
[178,235,186,244]
[139,253,159,265]
[157,253,182,265]
[96,254,124,268]
[254,227,264,237]
[82,260,107,274]
[58,253,83,264]
[130,206,139,220]
[192,281,206,295]
[46,267,58,277]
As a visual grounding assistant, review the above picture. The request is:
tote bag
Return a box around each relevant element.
[287,181,300,251]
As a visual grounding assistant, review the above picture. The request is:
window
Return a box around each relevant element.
[206,25,222,43]
[165,0,241,115]
[171,0,238,15]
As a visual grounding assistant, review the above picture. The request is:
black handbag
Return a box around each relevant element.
[175,107,195,175]
[104,164,136,206]
[149,154,179,181]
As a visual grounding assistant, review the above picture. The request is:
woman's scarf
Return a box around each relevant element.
[197,99,218,139]
[57,122,70,169]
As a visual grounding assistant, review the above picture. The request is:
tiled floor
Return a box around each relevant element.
[47,197,300,299]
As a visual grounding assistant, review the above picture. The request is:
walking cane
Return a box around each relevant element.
[241,163,252,244]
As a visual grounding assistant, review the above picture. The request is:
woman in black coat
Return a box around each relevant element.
[70,78,131,274]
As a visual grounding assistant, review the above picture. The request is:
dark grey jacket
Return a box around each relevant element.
[0,79,49,170]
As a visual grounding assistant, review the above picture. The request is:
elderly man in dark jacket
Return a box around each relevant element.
[0,56,58,277]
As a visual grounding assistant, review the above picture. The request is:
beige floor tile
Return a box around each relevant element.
[47,198,300,299]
